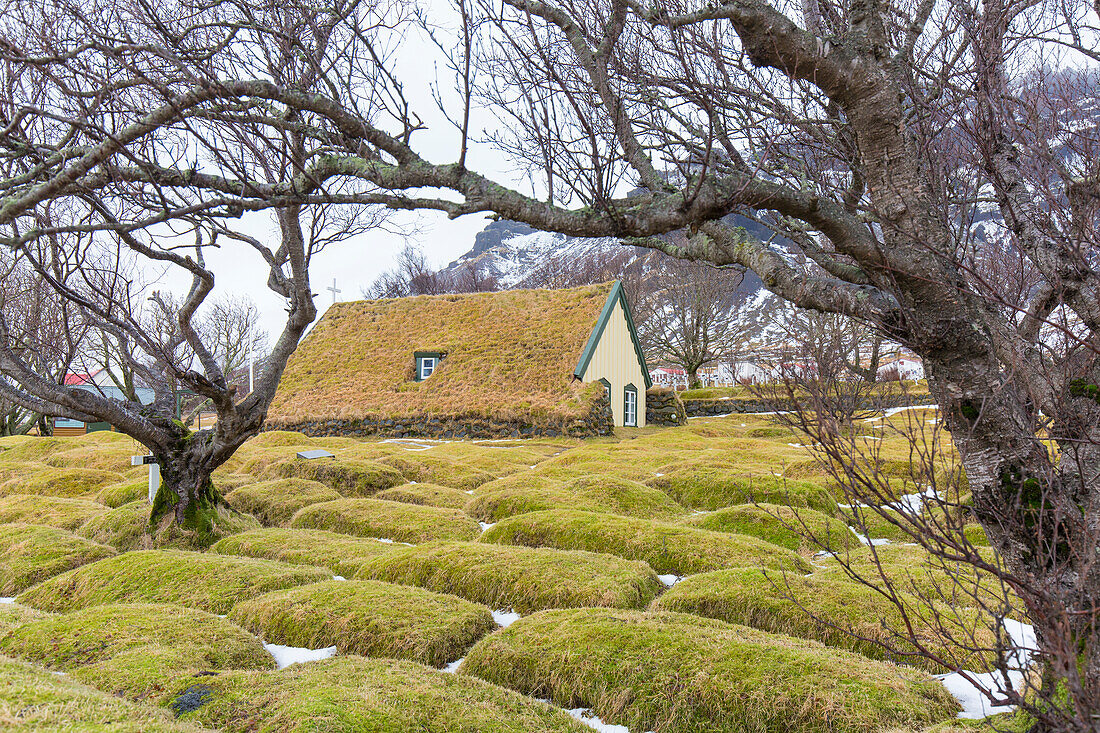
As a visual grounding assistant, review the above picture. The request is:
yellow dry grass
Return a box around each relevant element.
[267,284,615,426]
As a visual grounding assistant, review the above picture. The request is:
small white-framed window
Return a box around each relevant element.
[420,357,437,380]
[624,385,638,427]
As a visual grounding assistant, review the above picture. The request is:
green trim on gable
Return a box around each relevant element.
[573,281,652,388]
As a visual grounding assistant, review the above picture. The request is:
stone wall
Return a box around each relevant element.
[267,393,615,439]
[681,392,934,417]
[645,387,687,426]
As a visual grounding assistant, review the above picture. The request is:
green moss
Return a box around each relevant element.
[230,579,494,666]
[467,473,684,522]
[44,444,144,475]
[376,453,497,491]
[210,527,398,577]
[0,494,107,531]
[80,500,260,552]
[290,497,480,543]
[0,524,116,595]
[225,478,341,526]
[678,504,856,552]
[0,602,271,676]
[648,470,839,514]
[652,568,997,672]
[0,467,124,499]
[0,604,51,636]
[358,541,661,614]
[375,482,472,509]
[0,654,212,731]
[262,457,405,497]
[94,479,148,508]
[461,608,959,733]
[171,655,587,732]
[15,550,332,615]
[481,509,812,575]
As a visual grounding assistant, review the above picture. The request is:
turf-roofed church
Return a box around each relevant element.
[267,281,651,438]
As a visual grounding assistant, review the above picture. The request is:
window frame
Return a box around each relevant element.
[414,351,445,382]
[623,384,638,427]
[419,357,436,380]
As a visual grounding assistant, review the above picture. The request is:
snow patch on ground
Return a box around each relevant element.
[442,657,464,674]
[333,575,346,581]
[479,522,496,532]
[492,609,521,628]
[850,528,891,546]
[567,708,653,733]
[264,642,337,669]
[938,619,1036,718]
[0,597,14,604]
[657,574,681,587]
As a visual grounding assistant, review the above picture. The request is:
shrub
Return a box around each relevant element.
[0,467,124,499]
[225,478,340,526]
[170,655,588,732]
[648,470,838,514]
[0,602,271,674]
[466,473,683,522]
[480,510,812,575]
[358,541,661,614]
[678,504,856,552]
[210,528,398,577]
[0,524,116,595]
[0,494,107,531]
[16,549,331,614]
[263,458,405,497]
[461,608,959,733]
[75,500,260,552]
[290,498,480,543]
[230,579,495,666]
[375,482,471,510]
[95,479,148,508]
[0,654,209,732]
[652,568,997,672]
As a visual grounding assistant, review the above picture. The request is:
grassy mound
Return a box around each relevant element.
[648,469,838,514]
[462,608,959,733]
[44,444,143,475]
[0,467,124,499]
[229,579,495,666]
[263,458,405,497]
[224,478,340,526]
[0,524,116,595]
[480,510,812,575]
[0,604,51,636]
[375,482,471,509]
[210,528,398,577]
[374,452,498,492]
[16,549,332,614]
[466,473,683,522]
[652,568,997,672]
[94,479,149,508]
[0,654,212,732]
[358,541,661,614]
[0,494,107,531]
[76,500,260,552]
[678,504,857,552]
[290,498,480,543]
[0,602,272,675]
[171,655,587,732]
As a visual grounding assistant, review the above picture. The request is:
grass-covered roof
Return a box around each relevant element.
[268,283,616,426]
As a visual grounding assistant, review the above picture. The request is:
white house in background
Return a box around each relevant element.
[877,354,925,381]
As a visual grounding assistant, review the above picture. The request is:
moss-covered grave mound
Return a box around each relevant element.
[0,603,272,701]
[466,473,684,523]
[94,479,149,508]
[290,497,480,543]
[357,541,662,614]
[16,550,332,615]
[229,579,495,667]
[0,467,124,499]
[170,655,588,732]
[480,509,812,575]
[0,494,107,531]
[224,478,341,526]
[461,608,960,733]
[648,468,838,514]
[262,458,405,497]
[75,500,260,552]
[0,654,212,732]
[0,523,117,595]
[375,482,472,509]
[678,503,857,553]
[210,528,398,577]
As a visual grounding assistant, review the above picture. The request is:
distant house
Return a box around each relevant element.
[268,282,651,437]
[53,370,155,437]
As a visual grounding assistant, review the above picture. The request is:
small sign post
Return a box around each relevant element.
[131,455,160,504]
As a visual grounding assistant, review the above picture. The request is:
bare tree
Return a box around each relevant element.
[642,259,746,388]
[1,0,1099,722]
[365,244,498,298]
